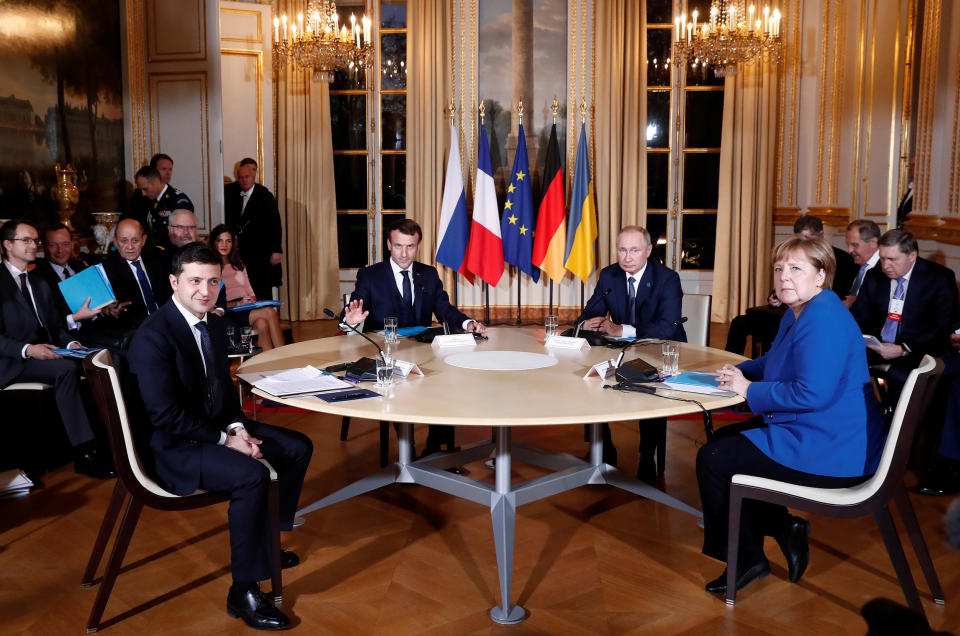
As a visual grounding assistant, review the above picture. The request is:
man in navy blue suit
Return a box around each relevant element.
[343,218,485,457]
[129,242,312,630]
[581,225,686,482]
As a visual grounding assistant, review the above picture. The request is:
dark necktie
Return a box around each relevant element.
[627,276,637,321]
[850,263,868,296]
[881,277,905,343]
[19,272,41,325]
[194,321,222,414]
[401,270,413,308]
[131,260,159,314]
[62,267,72,280]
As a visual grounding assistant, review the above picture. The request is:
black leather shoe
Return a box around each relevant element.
[916,480,960,496]
[74,448,117,479]
[775,516,811,583]
[280,550,299,569]
[636,456,657,484]
[704,560,770,594]
[227,582,291,630]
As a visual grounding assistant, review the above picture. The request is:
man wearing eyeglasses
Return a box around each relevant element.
[0,219,115,479]
[101,219,171,330]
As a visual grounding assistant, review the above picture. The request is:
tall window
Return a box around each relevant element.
[645,0,724,274]
[331,0,407,272]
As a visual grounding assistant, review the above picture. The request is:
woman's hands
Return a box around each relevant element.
[717,363,751,398]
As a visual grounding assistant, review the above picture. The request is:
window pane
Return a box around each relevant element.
[686,60,725,86]
[382,154,406,209]
[330,67,366,90]
[646,212,668,265]
[681,214,717,270]
[381,212,405,254]
[334,155,367,209]
[647,90,670,149]
[337,214,368,268]
[647,28,672,87]
[647,153,669,209]
[646,0,672,24]
[682,153,721,209]
[330,95,366,151]
[382,94,406,150]
[684,91,724,148]
[381,3,406,28]
[381,33,407,90]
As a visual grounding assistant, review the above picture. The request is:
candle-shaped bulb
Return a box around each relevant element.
[692,9,698,34]
[273,16,279,42]
[675,16,682,42]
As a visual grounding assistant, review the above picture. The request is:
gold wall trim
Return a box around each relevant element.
[898,0,917,199]
[127,0,148,172]
[788,0,800,204]
[950,23,960,216]
[816,0,832,202]
[915,0,942,213]
[828,0,845,204]
[904,214,940,240]
[850,0,867,216]
[773,206,802,226]
[221,8,263,44]
[806,206,851,227]
[567,0,578,189]
[221,49,264,179]
[146,0,206,62]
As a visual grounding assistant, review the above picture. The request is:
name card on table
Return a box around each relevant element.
[584,359,618,379]
[433,334,477,348]
[545,335,590,350]
[392,359,423,378]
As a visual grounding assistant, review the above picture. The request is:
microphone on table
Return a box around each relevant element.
[609,316,689,350]
[572,288,613,338]
[324,307,387,363]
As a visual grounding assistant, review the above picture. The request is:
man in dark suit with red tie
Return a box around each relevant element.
[0,219,114,479]
[581,225,686,482]
[224,158,283,300]
[128,242,312,630]
[101,219,171,330]
[342,218,485,457]
[851,229,958,397]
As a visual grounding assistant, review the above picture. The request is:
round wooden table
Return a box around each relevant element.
[239,327,745,624]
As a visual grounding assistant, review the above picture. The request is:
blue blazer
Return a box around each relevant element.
[738,290,885,477]
[348,260,469,332]
[581,260,686,341]
[129,300,246,494]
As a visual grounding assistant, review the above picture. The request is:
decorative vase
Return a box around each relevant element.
[51,163,80,231]
[91,212,122,255]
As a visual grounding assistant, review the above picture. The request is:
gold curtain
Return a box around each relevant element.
[712,62,779,322]
[593,0,645,266]
[407,0,450,266]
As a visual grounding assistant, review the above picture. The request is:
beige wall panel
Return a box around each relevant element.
[925,1,960,218]
[221,52,264,181]
[147,0,206,61]
[221,7,263,43]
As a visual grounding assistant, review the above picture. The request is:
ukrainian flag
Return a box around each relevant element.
[564,124,597,283]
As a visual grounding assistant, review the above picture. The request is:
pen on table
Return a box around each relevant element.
[654,375,674,382]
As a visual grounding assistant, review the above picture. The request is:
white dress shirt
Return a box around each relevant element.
[170,296,243,445]
[619,262,647,339]
[4,260,79,356]
[49,261,81,330]
[240,185,255,214]
[124,256,155,309]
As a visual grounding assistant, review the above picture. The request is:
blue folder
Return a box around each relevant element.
[228,300,282,312]
[57,264,116,313]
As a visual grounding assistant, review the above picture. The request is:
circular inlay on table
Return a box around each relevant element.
[442,350,560,371]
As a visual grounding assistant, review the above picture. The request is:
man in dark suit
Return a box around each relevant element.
[793,215,858,298]
[343,218,486,456]
[581,225,686,482]
[225,158,282,300]
[0,219,114,479]
[128,242,312,630]
[124,164,193,249]
[851,229,958,394]
[916,328,960,496]
[101,219,171,331]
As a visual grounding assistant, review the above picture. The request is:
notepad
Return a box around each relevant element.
[657,372,736,396]
[52,347,103,360]
[228,300,281,312]
[58,264,116,312]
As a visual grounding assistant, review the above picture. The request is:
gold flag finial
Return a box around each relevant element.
[551,96,559,124]
[579,98,587,124]
[446,100,456,123]
[479,100,485,125]
[517,96,524,125]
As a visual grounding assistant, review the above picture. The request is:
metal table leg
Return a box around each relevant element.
[489,426,525,624]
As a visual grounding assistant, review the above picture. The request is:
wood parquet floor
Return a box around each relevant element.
[1,321,958,635]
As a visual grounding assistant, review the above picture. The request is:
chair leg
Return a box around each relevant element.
[873,504,924,617]
[655,423,667,476]
[893,488,945,603]
[82,481,129,587]
[268,480,282,603]
[379,421,389,467]
[86,496,144,633]
[725,489,744,605]
[339,417,351,441]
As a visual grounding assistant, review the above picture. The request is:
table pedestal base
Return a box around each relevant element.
[296,422,702,624]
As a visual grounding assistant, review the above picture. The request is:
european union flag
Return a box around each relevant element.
[500,123,540,282]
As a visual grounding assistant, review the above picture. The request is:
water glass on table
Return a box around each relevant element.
[240,326,254,353]
[376,354,394,388]
[384,316,398,344]
[544,315,559,340]
[661,342,679,376]
[226,325,238,353]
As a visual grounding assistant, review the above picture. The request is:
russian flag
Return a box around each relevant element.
[436,124,473,282]
[465,122,504,287]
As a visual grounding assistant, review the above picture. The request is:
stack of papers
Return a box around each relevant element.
[0,469,34,498]
[657,372,736,397]
[246,365,352,397]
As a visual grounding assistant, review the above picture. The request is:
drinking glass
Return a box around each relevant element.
[376,354,394,388]
[661,343,679,376]
[544,315,559,340]
[240,326,253,353]
[384,316,398,344]
[226,326,238,353]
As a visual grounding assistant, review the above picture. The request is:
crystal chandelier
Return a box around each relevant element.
[673,1,783,78]
[273,0,374,83]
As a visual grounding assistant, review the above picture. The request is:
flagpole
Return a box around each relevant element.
[580,281,585,311]
[484,282,491,324]
[516,267,522,324]
[549,281,554,316]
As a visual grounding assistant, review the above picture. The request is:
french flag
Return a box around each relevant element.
[436,124,473,282]
[465,122,504,286]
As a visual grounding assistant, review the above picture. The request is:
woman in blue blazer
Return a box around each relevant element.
[697,236,885,595]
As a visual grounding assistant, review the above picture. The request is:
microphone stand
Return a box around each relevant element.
[323,308,388,362]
